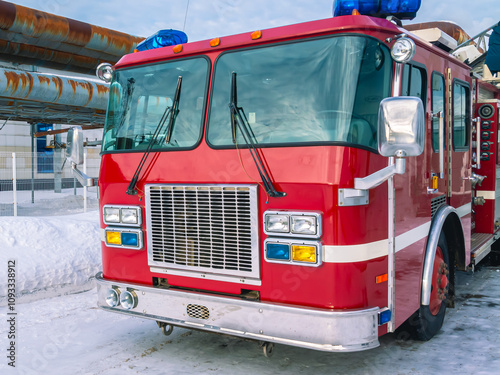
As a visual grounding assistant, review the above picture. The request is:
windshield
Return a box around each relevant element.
[208,35,392,150]
[102,57,209,152]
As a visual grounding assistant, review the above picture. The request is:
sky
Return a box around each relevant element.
[8,0,500,43]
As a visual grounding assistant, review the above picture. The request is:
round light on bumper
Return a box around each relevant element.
[105,288,120,307]
[120,290,138,310]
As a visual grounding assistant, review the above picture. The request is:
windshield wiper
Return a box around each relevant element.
[115,78,136,137]
[229,72,286,198]
[126,75,182,195]
[165,76,182,144]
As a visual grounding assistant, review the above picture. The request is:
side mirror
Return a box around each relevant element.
[66,126,84,165]
[65,126,94,187]
[378,96,425,157]
[354,96,425,191]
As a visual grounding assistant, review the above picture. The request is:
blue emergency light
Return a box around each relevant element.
[266,243,290,261]
[333,0,421,20]
[135,29,188,51]
[121,232,139,247]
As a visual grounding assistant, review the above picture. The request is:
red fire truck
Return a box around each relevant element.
[66,0,500,355]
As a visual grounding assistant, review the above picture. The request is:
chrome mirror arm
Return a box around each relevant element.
[354,158,406,191]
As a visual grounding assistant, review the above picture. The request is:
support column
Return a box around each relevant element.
[53,124,62,193]
[30,122,35,203]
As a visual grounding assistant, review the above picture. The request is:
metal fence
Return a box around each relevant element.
[0,150,100,216]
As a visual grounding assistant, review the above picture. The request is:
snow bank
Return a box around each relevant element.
[0,211,101,303]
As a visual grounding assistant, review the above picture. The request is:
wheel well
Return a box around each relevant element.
[441,212,466,308]
[442,212,466,271]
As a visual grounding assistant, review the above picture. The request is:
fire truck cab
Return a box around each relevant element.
[67,0,500,355]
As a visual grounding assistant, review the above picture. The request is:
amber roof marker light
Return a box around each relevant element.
[251,30,262,40]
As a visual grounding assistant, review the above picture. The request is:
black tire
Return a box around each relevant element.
[398,232,450,341]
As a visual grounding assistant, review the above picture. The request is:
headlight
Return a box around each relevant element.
[265,214,289,233]
[103,207,120,223]
[103,205,142,226]
[96,62,113,82]
[291,215,317,236]
[391,37,416,63]
[264,211,322,238]
[121,208,139,224]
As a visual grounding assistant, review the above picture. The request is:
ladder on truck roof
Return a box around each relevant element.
[407,21,500,86]
[451,21,500,84]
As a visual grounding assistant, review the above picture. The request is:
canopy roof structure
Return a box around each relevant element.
[0,0,144,127]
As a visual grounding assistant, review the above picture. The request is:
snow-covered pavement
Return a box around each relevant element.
[2,266,500,375]
[0,212,100,303]
[1,212,500,374]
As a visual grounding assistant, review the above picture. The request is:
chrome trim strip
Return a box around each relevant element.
[392,63,402,97]
[421,205,464,305]
[150,267,262,286]
[387,157,396,332]
[96,273,380,352]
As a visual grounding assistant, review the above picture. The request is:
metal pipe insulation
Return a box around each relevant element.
[0,67,109,109]
[0,1,144,72]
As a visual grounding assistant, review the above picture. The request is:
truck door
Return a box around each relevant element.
[448,77,472,214]
[430,71,447,200]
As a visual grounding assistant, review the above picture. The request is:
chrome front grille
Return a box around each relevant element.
[146,184,259,280]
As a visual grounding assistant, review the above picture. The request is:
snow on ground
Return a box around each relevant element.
[0,188,98,217]
[1,208,500,374]
[0,211,101,303]
[1,265,500,375]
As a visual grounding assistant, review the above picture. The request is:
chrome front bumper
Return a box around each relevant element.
[96,272,381,352]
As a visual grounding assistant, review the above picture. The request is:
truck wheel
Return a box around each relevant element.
[409,232,450,341]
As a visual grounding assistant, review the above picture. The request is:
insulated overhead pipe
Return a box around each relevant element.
[0,67,109,125]
[0,0,144,73]
[0,67,109,109]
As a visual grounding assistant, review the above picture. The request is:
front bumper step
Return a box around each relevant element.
[96,272,380,352]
